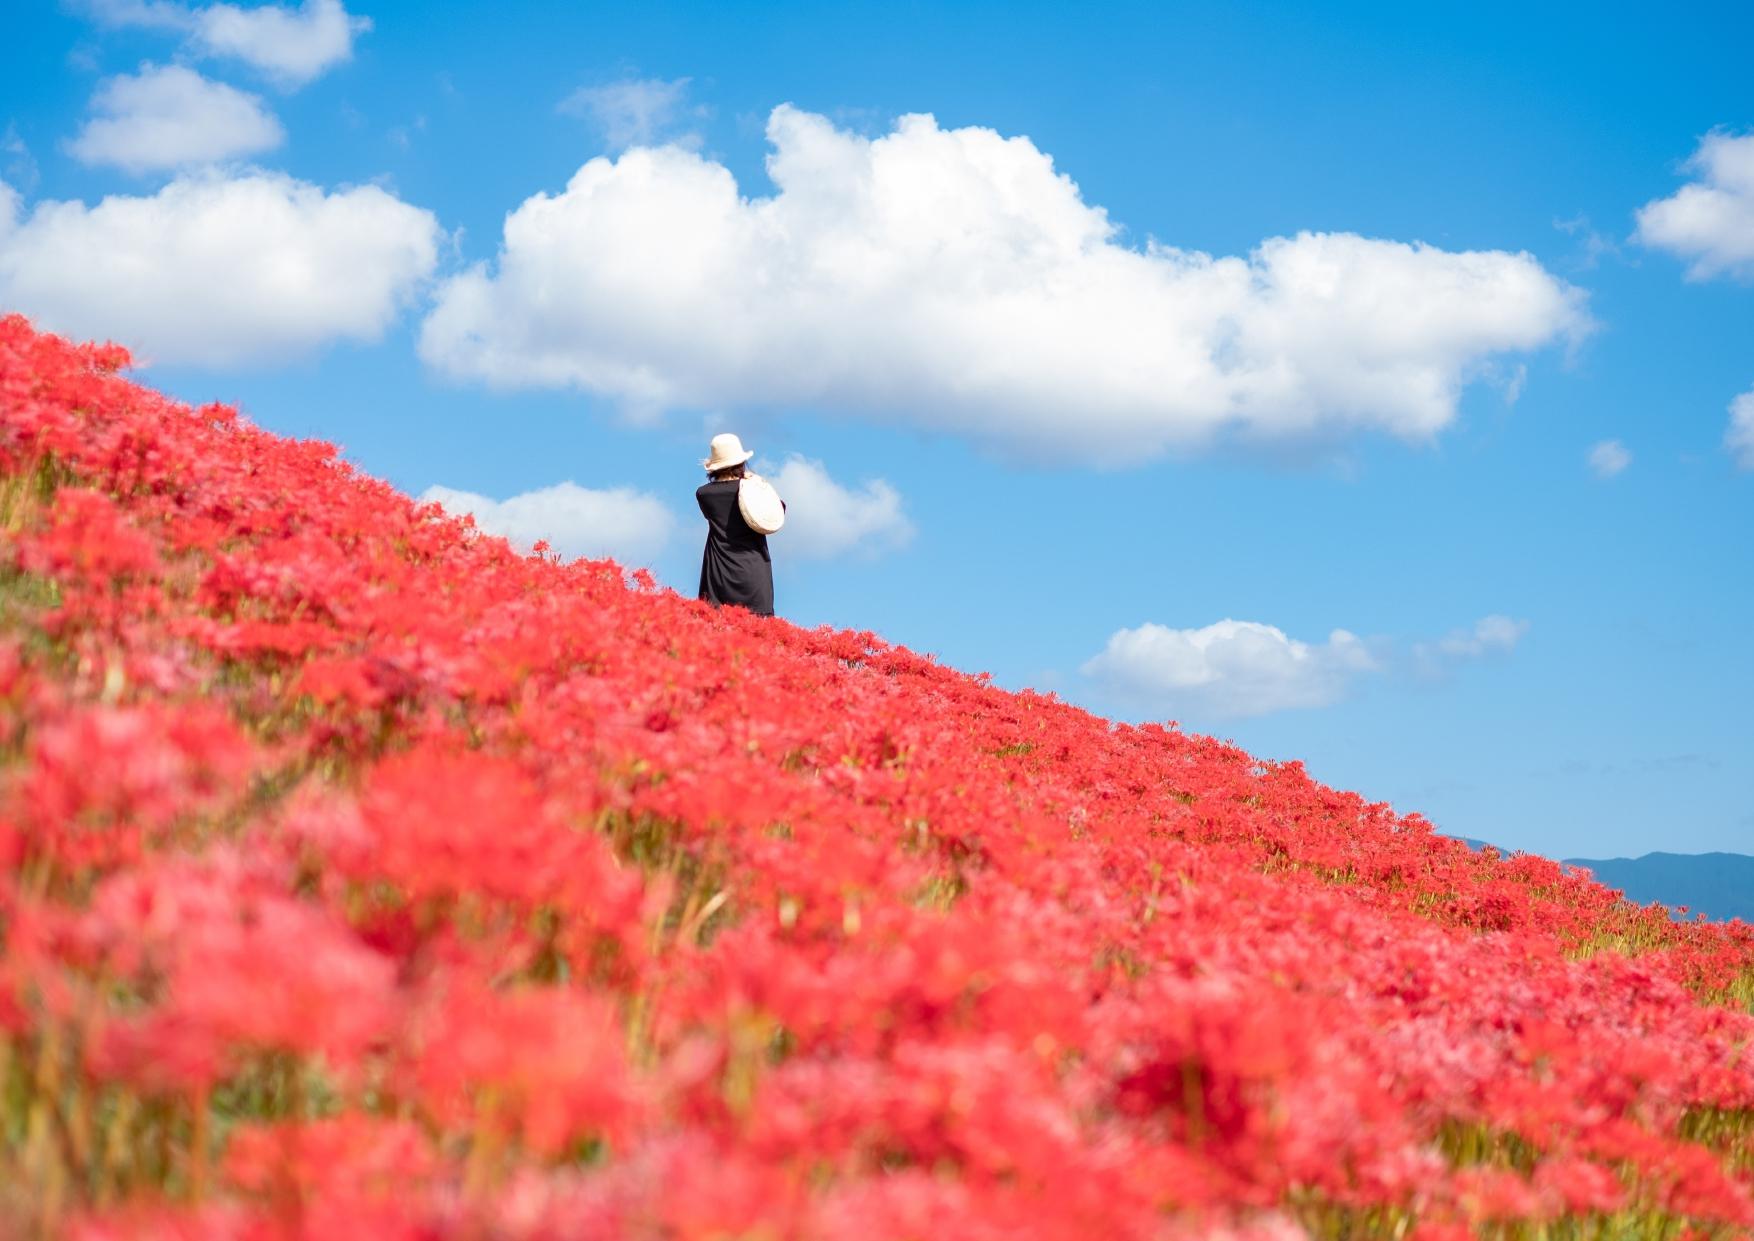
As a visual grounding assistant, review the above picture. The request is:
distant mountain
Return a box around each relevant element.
[1561,852,1754,924]
[1450,839,1754,923]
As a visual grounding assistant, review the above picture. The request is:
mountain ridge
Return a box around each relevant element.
[1563,851,1754,924]
[1454,839,1753,923]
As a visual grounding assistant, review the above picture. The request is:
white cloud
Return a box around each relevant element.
[419,106,1589,466]
[68,64,283,174]
[419,481,676,565]
[194,0,369,87]
[1081,620,1380,718]
[558,76,698,150]
[1728,387,1754,470]
[1553,214,1621,271]
[1085,612,1530,717]
[2,124,40,194]
[765,456,913,559]
[80,1,190,31]
[1411,614,1529,680]
[0,171,439,367]
[1502,363,1527,406]
[82,0,369,88]
[1586,438,1631,478]
[1422,614,1528,661]
[1635,130,1754,281]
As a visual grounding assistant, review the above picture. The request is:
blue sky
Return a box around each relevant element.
[3,0,1751,859]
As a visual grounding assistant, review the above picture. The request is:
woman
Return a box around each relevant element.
[697,433,782,616]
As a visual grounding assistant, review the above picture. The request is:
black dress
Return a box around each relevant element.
[696,480,776,616]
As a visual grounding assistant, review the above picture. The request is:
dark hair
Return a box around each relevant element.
[709,463,747,482]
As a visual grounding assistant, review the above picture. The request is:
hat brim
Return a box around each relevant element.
[702,448,755,471]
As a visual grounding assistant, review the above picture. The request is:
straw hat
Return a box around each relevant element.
[703,433,754,473]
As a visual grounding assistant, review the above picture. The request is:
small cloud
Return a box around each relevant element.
[67,42,105,72]
[193,0,371,87]
[79,0,370,89]
[1413,614,1529,678]
[67,64,283,174]
[0,127,37,197]
[557,75,702,150]
[1634,129,1754,282]
[2,124,39,194]
[1502,363,1527,406]
[1081,619,1381,719]
[1586,438,1632,478]
[766,455,913,559]
[1553,214,1621,271]
[420,481,676,566]
[1433,614,1528,659]
[1728,387,1754,470]
[0,179,19,237]
[1083,612,1531,718]
[386,116,424,152]
[79,0,190,31]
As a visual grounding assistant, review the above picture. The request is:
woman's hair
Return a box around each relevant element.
[709,463,747,481]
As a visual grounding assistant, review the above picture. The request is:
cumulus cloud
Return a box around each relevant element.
[82,0,369,87]
[1081,620,1380,718]
[1085,612,1530,718]
[1635,130,1754,281]
[1728,387,1754,470]
[765,456,913,559]
[420,106,1588,465]
[0,171,438,367]
[194,0,369,85]
[68,64,283,174]
[419,481,676,565]
[1586,438,1631,478]
[558,76,699,150]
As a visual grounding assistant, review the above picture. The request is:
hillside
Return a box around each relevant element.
[3,313,1754,1239]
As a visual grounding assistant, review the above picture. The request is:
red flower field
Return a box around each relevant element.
[2,313,1752,1238]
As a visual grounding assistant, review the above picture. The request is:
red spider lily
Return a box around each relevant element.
[222,1116,443,1207]
[14,487,159,590]
[80,852,396,1093]
[4,312,1754,1237]
[404,980,646,1157]
[11,701,255,874]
